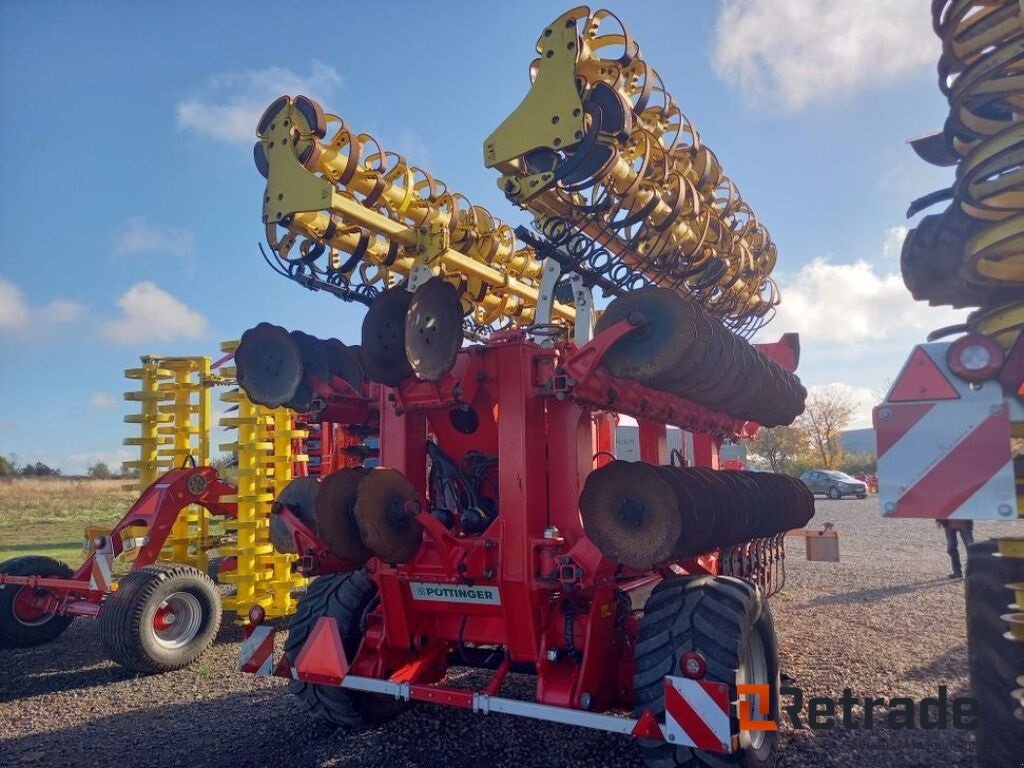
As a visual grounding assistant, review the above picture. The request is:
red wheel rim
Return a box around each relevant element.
[12,587,49,625]
[153,604,176,632]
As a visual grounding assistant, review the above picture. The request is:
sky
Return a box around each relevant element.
[0,0,967,473]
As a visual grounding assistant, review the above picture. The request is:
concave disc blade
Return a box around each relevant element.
[361,286,414,386]
[405,277,464,381]
[315,467,371,562]
[578,460,681,568]
[270,477,320,554]
[325,339,366,391]
[655,466,707,557]
[594,287,701,384]
[235,323,303,409]
[354,468,423,563]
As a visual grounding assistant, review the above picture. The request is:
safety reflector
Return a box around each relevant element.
[631,707,664,740]
[888,347,959,402]
[294,616,348,685]
[238,625,275,675]
[274,652,297,680]
[663,676,733,754]
[874,402,935,459]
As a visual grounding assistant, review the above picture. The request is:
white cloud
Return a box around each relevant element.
[66,449,133,476]
[882,225,908,259]
[759,250,969,427]
[43,299,84,323]
[713,0,937,110]
[0,277,29,330]
[765,256,966,348]
[808,382,877,429]
[114,216,195,259]
[0,277,84,336]
[177,62,342,144]
[101,282,207,344]
[91,392,115,409]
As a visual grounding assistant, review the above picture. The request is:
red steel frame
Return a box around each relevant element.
[0,467,236,621]
[254,320,800,736]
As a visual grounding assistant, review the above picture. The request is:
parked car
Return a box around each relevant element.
[799,470,868,499]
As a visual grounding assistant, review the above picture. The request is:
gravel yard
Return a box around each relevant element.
[1,497,1020,768]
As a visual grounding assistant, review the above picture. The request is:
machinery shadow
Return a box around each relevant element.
[801,577,952,607]
[0,620,249,703]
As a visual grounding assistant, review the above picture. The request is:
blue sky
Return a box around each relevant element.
[0,1,965,473]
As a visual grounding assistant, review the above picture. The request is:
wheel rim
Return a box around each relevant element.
[740,628,770,751]
[11,587,51,626]
[151,592,203,649]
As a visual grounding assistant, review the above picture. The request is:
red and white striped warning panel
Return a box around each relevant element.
[663,676,733,754]
[874,342,1018,520]
[238,625,275,676]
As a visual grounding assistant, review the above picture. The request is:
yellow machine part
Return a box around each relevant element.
[257,98,574,330]
[217,340,308,621]
[122,356,212,570]
[483,6,779,326]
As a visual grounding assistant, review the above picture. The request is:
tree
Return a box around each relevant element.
[747,425,809,474]
[0,455,14,477]
[87,461,112,479]
[20,461,60,477]
[798,385,858,469]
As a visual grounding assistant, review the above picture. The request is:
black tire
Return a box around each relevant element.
[827,486,841,500]
[856,495,866,500]
[0,556,75,648]
[966,540,1024,768]
[99,564,221,674]
[634,575,780,768]
[285,570,408,726]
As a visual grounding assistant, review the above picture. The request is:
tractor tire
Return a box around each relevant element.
[966,540,1024,768]
[827,486,841,500]
[0,555,75,648]
[285,570,408,727]
[634,575,780,768]
[99,564,221,674]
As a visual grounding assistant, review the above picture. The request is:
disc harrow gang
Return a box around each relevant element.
[579,461,814,569]
[596,287,806,426]
[234,322,365,412]
[902,0,1024,308]
[275,467,424,565]
[485,7,779,336]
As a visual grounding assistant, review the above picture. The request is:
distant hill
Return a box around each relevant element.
[840,428,876,456]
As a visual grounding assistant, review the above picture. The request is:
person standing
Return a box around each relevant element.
[937,518,974,579]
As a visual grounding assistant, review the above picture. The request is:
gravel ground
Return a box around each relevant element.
[1,497,1020,768]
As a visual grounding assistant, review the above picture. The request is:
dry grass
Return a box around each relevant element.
[0,478,136,567]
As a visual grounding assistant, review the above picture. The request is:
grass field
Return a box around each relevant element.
[0,478,136,567]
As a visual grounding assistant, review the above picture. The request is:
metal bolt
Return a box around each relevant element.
[884,502,897,513]
[878,407,892,421]
[543,526,562,540]
[998,504,1014,517]
[580,693,593,710]
[546,649,559,662]
[484,568,495,579]
[667,734,675,743]
[990,403,1004,415]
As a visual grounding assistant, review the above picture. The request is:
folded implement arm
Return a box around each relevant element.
[485,7,779,337]
[256,97,573,332]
